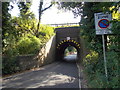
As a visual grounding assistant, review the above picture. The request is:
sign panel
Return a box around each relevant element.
[94,12,112,35]
[67,37,70,40]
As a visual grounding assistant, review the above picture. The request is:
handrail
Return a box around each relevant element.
[46,23,80,27]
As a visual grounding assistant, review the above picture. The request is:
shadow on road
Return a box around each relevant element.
[3,57,79,88]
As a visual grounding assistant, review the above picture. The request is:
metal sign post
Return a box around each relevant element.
[102,35,108,78]
[94,12,112,79]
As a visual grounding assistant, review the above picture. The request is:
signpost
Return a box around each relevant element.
[94,12,112,79]
[94,12,112,35]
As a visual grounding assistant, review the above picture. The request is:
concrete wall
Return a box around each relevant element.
[37,36,56,67]
[16,54,38,71]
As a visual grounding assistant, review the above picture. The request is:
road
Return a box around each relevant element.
[64,54,77,62]
[2,55,80,89]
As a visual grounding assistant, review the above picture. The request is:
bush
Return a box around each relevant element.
[2,57,20,75]
[83,49,120,88]
[17,36,41,55]
[83,50,99,66]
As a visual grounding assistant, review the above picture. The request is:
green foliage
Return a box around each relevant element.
[2,57,20,75]
[82,3,119,88]
[64,49,69,56]
[17,36,41,55]
[18,2,34,19]
[59,2,120,88]
[2,2,55,75]
[64,46,77,56]
[83,50,98,66]
[39,25,55,39]
[2,2,12,49]
[83,50,119,88]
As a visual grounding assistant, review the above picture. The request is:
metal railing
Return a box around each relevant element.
[46,23,80,27]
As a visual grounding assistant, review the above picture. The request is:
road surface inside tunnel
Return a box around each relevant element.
[64,54,78,62]
[2,55,79,89]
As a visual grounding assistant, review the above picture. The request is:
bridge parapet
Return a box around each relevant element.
[55,26,80,44]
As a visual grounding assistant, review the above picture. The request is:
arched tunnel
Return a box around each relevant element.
[56,39,81,61]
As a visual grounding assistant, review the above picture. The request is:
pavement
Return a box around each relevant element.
[2,55,79,89]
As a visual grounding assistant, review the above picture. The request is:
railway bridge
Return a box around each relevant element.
[54,26,87,62]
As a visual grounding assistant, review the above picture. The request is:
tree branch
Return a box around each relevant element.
[41,4,53,12]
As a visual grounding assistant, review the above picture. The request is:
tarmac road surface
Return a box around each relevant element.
[2,55,79,89]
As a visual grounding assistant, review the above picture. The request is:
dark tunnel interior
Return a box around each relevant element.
[56,40,80,62]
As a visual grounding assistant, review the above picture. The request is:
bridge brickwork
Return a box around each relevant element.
[55,26,88,62]
[55,27,80,44]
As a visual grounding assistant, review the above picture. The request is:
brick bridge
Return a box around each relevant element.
[37,25,88,66]
[55,26,82,61]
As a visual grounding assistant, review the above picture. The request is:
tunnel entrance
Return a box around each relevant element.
[56,40,80,62]
[64,46,77,62]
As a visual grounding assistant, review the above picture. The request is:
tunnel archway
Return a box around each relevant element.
[56,40,81,61]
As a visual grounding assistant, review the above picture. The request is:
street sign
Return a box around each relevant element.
[67,37,70,40]
[94,12,110,79]
[98,19,109,29]
[94,12,112,35]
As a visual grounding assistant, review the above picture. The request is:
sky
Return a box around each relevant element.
[9,0,81,24]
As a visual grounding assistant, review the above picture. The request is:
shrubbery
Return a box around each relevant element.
[17,36,41,55]
[2,57,19,75]
[2,2,55,75]
[2,28,54,75]
[78,2,120,88]
[83,50,119,88]
[2,24,54,75]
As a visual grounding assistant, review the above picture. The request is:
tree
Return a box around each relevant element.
[18,2,35,19]
[17,1,54,37]
[2,2,13,55]
[36,0,53,37]
[58,2,120,88]
[16,2,38,37]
